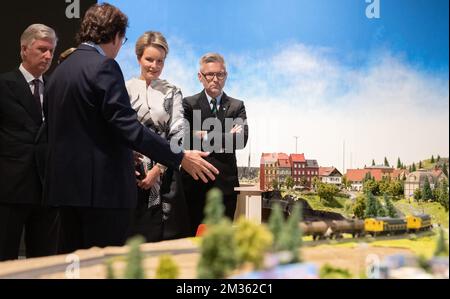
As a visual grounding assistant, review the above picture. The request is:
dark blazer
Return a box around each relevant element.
[182,90,248,195]
[44,45,184,209]
[0,69,47,204]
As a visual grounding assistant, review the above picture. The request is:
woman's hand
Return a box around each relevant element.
[134,151,143,166]
[137,165,160,190]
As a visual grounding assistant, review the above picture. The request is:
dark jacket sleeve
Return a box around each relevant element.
[95,59,184,169]
[183,98,194,150]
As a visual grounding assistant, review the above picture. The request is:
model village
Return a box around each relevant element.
[0,153,448,279]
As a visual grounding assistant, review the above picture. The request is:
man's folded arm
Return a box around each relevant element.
[220,102,249,151]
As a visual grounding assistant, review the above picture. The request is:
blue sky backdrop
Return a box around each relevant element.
[112,0,448,72]
[110,0,449,169]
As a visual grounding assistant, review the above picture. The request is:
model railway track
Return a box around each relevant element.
[0,247,199,279]
[302,229,435,247]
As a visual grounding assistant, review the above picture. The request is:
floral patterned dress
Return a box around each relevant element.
[126,78,190,240]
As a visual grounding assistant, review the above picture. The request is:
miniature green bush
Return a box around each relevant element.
[319,263,352,279]
[197,189,238,278]
[234,218,273,270]
[124,235,146,279]
[104,259,115,279]
[384,194,397,217]
[434,227,449,257]
[197,219,238,279]
[268,202,285,251]
[155,255,179,279]
[203,188,225,226]
[278,203,303,263]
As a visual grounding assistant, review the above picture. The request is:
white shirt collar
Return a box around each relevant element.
[19,64,43,84]
[82,42,106,56]
[205,91,223,106]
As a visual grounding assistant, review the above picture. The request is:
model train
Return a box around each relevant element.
[300,214,433,240]
[262,192,434,240]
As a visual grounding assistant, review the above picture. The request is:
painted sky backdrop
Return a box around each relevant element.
[111,0,449,170]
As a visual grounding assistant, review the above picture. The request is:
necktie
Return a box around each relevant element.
[211,98,218,117]
[32,79,42,115]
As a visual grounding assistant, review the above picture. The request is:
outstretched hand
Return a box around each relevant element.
[181,150,219,183]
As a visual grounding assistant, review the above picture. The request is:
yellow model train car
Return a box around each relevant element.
[406,214,433,232]
[364,218,407,236]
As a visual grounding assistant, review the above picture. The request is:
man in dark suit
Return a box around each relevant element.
[44,3,218,254]
[183,53,249,234]
[0,24,59,261]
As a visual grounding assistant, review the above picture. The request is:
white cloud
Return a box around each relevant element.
[116,39,449,172]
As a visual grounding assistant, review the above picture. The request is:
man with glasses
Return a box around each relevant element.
[182,53,248,235]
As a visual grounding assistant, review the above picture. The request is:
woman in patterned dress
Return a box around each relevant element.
[126,31,191,242]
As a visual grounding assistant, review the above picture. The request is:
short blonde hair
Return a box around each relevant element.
[20,24,57,59]
[135,31,169,60]
[199,53,226,68]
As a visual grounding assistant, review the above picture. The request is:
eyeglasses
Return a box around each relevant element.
[122,37,128,46]
[200,71,227,82]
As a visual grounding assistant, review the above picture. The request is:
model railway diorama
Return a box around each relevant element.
[262,191,434,241]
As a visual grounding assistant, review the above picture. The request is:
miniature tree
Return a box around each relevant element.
[384,157,389,167]
[363,179,379,196]
[319,263,352,279]
[383,194,397,217]
[397,157,402,169]
[105,260,116,279]
[433,228,449,257]
[372,159,376,166]
[412,163,417,172]
[389,180,404,197]
[414,188,422,201]
[300,176,312,189]
[352,195,366,219]
[437,155,441,162]
[378,178,390,195]
[268,202,285,251]
[197,189,238,279]
[155,255,179,279]
[439,178,449,211]
[431,155,435,163]
[317,182,339,204]
[271,179,280,191]
[278,203,303,264]
[234,218,273,270]
[422,176,433,201]
[285,176,294,190]
[342,175,349,190]
[433,181,441,202]
[197,219,238,279]
[364,192,378,218]
[124,236,146,279]
[419,161,423,169]
[375,197,386,217]
[363,172,372,182]
[443,163,448,177]
[203,188,225,226]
